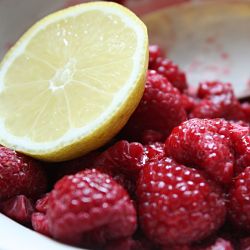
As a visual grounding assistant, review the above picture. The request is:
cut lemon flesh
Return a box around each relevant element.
[0,2,148,161]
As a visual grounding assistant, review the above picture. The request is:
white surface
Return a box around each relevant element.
[0,214,81,250]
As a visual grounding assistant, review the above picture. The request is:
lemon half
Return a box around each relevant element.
[0,2,148,161]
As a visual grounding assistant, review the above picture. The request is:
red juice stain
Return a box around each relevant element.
[188,59,202,73]
[204,65,220,73]
[222,67,230,75]
[247,79,250,88]
[221,52,229,60]
[205,36,216,44]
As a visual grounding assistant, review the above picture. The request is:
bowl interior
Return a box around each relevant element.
[143,0,250,98]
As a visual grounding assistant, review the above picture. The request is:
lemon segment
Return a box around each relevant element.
[0,2,148,161]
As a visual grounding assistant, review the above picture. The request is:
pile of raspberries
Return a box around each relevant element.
[1,45,250,250]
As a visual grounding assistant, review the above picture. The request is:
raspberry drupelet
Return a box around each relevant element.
[92,140,165,197]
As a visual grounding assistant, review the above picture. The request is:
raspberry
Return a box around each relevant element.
[165,118,234,184]
[123,70,187,141]
[105,238,151,250]
[190,236,234,250]
[195,238,233,250]
[111,173,136,198]
[229,167,250,230]
[163,245,191,250]
[32,212,50,236]
[94,140,147,175]
[216,120,250,175]
[163,241,233,250]
[0,195,34,224]
[197,81,232,97]
[233,134,250,175]
[149,45,165,68]
[190,81,245,121]
[0,146,47,201]
[182,94,198,114]
[35,193,50,213]
[141,130,164,144]
[150,57,188,92]
[241,102,250,122]
[137,158,226,245]
[93,140,165,196]
[32,193,50,236]
[144,142,165,161]
[94,165,137,198]
[239,237,250,250]
[47,169,137,248]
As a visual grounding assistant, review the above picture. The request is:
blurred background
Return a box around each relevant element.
[0,0,189,59]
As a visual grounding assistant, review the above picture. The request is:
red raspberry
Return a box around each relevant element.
[165,119,234,184]
[163,245,191,250]
[150,57,188,92]
[149,45,165,68]
[32,193,50,236]
[195,238,233,250]
[47,169,137,248]
[215,121,250,175]
[112,173,136,198]
[190,81,245,121]
[181,94,198,114]
[35,193,50,213]
[123,70,187,141]
[0,146,47,201]
[32,212,50,236]
[233,134,250,175]
[197,81,233,97]
[94,164,137,198]
[239,237,250,250]
[0,195,34,224]
[141,130,164,144]
[137,158,226,246]
[94,140,147,175]
[241,102,250,123]
[229,167,250,230]
[105,238,151,250]
[51,140,159,199]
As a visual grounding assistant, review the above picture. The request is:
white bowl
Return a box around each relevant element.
[1,0,250,250]
[143,0,250,98]
[0,214,80,250]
